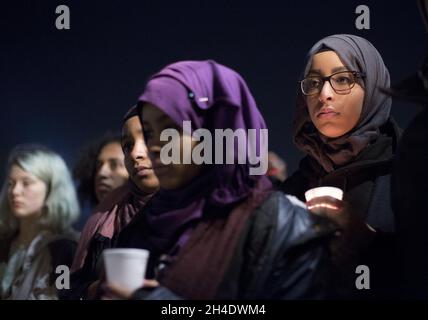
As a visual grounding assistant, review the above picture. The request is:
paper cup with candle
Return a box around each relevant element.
[305,187,344,211]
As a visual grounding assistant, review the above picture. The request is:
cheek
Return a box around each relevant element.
[26,186,47,211]
[124,156,133,174]
[157,135,202,189]
[343,89,364,129]
[306,97,319,123]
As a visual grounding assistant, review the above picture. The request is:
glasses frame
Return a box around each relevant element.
[299,70,366,96]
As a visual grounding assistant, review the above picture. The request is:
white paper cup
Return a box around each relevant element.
[304,186,344,202]
[103,248,149,292]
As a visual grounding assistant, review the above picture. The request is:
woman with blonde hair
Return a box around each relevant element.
[0,144,80,299]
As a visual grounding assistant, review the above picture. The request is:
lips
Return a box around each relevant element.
[317,107,339,119]
[135,165,153,177]
[96,182,112,194]
[11,200,24,208]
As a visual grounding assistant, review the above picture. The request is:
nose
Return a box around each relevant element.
[318,80,334,103]
[96,162,111,179]
[10,182,22,197]
[130,140,149,162]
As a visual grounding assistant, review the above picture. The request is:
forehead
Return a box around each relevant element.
[122,116,143,135]
[9,164,38,180]
[98,142,123,160]
[141,103,172,124]
[309,51,348,75]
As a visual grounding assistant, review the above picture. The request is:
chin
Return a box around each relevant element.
[317,124,347,138]
[321,131,344,138]
[12,211,25,218]
[12,210,38,219]
[133,176,159,192]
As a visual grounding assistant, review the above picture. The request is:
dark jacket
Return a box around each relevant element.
[61,232,113,300]
[389,56,428,298]
[282,117,401,232]
[281,117,402,298]
[394,107,428,298]
[117,191,336,300]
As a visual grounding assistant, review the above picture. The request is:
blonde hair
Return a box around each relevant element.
[0,145,80,237]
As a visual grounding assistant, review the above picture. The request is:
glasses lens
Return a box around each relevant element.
[302,77,322,95]
[330,71,355,92]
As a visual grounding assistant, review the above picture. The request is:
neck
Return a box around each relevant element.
[16,217,43,247]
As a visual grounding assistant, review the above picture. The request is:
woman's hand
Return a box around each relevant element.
[86,280,102,300]
[306,196,344,226]
[102,279,160,300]
[306,195,376,260]
[306,196,371,234]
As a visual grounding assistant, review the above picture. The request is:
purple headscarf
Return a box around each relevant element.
[293,34,392,172]
[137,60,272,251]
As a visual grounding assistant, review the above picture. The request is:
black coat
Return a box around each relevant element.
[281,117,402,298]
[282,117,401,233]
[394,107,428,298]
[390,56,428,298]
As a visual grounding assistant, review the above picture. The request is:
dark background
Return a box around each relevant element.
[1,0,427,181]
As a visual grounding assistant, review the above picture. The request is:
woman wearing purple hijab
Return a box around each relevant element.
[110,60,335,300]
[281,35,402,298]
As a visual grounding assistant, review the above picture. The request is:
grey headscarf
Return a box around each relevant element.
[293,34,392,172]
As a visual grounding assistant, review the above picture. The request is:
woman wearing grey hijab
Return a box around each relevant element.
[281,34,401,298]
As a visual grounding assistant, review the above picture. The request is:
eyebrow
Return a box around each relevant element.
[307,66,349,75]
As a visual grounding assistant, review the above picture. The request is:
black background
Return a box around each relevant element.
[1,0,427,181]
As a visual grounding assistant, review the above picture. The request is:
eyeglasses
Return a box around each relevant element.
[299,71,365,96]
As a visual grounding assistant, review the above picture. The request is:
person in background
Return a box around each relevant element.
[74,134,129,207]
[73,133,129,230]
[266,151,287,187]
[0,144,79,300]
[63,106,159,300]
[388,0,428,299]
